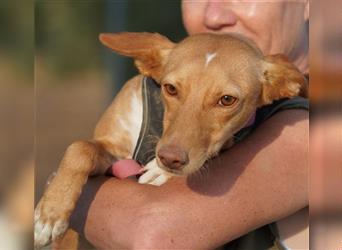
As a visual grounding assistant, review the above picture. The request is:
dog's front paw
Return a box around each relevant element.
[34,200,69,249]
[138,159,173,186]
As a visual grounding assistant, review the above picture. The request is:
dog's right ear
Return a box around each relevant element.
[99,32,175,81]
[259,54,308,106]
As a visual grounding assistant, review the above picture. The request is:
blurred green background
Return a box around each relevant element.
[0,1,33,75]
[35,0,186,87]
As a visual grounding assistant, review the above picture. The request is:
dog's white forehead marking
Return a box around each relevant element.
[205,52,217,68]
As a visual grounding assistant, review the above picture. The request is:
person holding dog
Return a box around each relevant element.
[70,1,309,249]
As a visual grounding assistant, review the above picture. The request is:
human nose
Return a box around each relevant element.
[204,1,238,31]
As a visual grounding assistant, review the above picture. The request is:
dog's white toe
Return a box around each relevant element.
[34,203,69,249]
[34,221,52,248]
[138,159,172,186]
[34,218,69,248]
[52,220,69,240]
[149,173,170,186]
[34,220,43,239]
[138,167,158,184]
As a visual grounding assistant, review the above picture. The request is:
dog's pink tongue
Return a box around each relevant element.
[111,159,144,179]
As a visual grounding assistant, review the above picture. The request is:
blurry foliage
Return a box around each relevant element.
[0,0,33,77]
[125,0,185,42]
[35,1,106,76]
[35,0,186,80]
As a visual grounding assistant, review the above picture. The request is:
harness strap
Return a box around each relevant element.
[132,77,164,165]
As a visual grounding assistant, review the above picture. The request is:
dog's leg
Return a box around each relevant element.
[34,140,115,248]
[52,228,79,250]
[34,76,143,248]
[138,158,173,186]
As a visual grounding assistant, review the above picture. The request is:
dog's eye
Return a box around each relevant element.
[164,84,177,96]
[219,95,237,106]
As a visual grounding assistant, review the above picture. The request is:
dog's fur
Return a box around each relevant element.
[34,32,307,248]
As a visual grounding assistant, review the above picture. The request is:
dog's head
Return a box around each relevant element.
[100,32,307,175]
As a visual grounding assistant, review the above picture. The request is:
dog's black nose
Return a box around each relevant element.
[158,145,189,171]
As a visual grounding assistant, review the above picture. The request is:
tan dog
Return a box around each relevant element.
[34,32,307,248]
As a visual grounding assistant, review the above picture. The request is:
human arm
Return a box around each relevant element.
[70,109,308,249]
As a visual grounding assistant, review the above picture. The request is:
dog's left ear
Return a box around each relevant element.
[259,54,308,106]
[99,32,175,81]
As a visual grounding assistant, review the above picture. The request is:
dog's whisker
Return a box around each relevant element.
[140,149,157,160]
[146,134,160,140]
[141,148,157,154]
[145,155,156,164]
[232,135,242,142]
[194,156,211,180]
[143,138,158,145]
[200,164,208,178]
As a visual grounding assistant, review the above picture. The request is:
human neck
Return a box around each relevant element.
[294,52,309,75]
[290,23,309,74]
